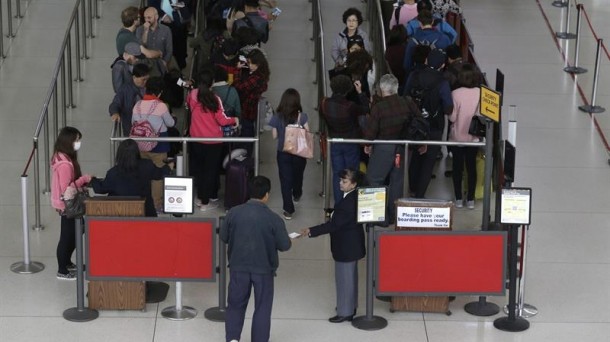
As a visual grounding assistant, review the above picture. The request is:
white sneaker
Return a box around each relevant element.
[230,340,239,342]
[194,198,202,207]
[199,202,219,211]
[467,200,475,209]
[454,200,463,208]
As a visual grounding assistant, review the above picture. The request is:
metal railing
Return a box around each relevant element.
[22,0,98,231]
[0,0,32,59]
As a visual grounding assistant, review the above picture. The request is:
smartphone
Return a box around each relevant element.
[239,55,247,63]
[176,78,186,87]
[271,7,282,17]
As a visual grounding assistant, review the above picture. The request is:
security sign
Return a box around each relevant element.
[480,85,501,122]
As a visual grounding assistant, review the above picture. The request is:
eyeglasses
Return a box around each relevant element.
[346,19,359,23]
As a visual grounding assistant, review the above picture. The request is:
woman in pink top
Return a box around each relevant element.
[389,0,418,29]
[50,127,91,280]
[187,69,239,211]
[448,64,482,209]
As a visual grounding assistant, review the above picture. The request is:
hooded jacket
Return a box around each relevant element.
[50,153,90,210]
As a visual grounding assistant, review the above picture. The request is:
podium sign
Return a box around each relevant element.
[500,187,532,225]
[356,187,387,224]
[163,177,194,214]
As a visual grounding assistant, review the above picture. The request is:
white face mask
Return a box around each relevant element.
[73,141,81,151]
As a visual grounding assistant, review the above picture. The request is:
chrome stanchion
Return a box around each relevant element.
[204,216,227,322]
[552,0,567,8]
[11,176,45,274]
[579,39,606,114]
[75,13,83,80]
[555,0,576,39]
[162,155,198,320]
[81,0,89,58]
[564,4,586,74]
[352,224,388,331]
[67,33,76,108]
[63,218,99,322]
[504,225,538,318]
[517,225,538,318]
[32,140,44,231]
[16,0,23,18]
[7,0,15,38]
[0,0,5,58]
[88,0,94,38]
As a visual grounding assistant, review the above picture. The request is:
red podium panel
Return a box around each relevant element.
[86,217,216,282]
[376,231,506,296]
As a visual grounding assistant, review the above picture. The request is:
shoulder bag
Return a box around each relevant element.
[283,113,314,159]
[61,182,89,219]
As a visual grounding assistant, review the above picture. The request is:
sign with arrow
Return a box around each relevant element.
[480,85,501,122]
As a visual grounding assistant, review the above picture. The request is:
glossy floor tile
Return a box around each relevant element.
[2,0,610,341]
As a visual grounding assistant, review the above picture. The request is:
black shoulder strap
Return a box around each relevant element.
[394,4,402,25]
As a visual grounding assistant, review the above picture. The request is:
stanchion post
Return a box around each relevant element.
[7,0,15,37]
[493,224,530,332]
[161,155,198,320]
[564,4,586,74]
[10,176,45,274]
[63,218,99,322]
[323,138,332,215]
[552,0,567,8]
[555,0,576,39]
[516,225,538,318]
[16,0,23,18]
[578,39,606,114]
[204,217,227,322]
[352,224,388,331]
[0,0,5,59]
[465,120,500,316]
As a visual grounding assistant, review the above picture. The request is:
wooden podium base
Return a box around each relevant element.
[88,281,146,310]
[390,296,450,314]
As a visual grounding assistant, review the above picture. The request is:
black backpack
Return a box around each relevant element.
[407,69,445,131]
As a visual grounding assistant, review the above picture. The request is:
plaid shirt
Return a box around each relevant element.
[321,94,364,139]
[234,71,268,121]
[364,94,419,140]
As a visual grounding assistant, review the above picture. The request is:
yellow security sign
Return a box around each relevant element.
[480,85,501,122]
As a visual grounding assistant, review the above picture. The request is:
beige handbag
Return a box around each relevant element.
[282,113,314,159]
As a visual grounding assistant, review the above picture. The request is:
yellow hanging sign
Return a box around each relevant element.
[480,86,501,122]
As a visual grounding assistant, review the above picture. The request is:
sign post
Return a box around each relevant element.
[352,187,388,331]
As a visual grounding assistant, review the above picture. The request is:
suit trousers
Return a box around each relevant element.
[335,260,358,317]
[226,270,274,342]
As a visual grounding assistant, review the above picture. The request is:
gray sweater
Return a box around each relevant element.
[220,200,291,275]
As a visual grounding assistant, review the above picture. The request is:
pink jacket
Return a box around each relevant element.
[449,87,481,143]
[51,153,91,210]
[187,90,237,144]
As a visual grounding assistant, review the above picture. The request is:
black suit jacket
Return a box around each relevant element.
[309,190,366,262]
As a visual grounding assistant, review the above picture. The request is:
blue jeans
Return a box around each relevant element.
[330,143,360,205]
[276,151,306,214]
[226,270,274,342]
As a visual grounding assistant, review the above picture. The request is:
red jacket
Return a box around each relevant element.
[187,90,237,144]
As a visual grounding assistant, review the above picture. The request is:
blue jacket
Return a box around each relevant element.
[405,16,457,43]
[403,28,452,74]
[220,200,291,275]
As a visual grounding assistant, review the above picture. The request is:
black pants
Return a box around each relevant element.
[57,215,76,274]
[409,130,443,198]
[451,146,478,201]
[191,142,223,204]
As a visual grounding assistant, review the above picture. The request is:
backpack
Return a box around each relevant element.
[130,100,161,152]
[407,69,445,131]
[392,3,403,28]
[410,36,439,51]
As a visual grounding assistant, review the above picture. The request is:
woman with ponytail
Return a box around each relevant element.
[187,68,239,211]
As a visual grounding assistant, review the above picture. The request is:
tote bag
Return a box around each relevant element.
[282,113,314,159]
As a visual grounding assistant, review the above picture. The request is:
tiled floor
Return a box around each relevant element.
[1,0,610,341]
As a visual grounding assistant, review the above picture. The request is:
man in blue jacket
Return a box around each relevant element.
[220,175,292,342]
[403,10,452,75]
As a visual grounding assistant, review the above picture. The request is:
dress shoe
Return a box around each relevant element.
[328,315,354,323]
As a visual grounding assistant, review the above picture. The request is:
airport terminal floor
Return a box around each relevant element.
[1,0,610,341]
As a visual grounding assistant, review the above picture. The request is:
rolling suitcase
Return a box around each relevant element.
[224,153,253,210]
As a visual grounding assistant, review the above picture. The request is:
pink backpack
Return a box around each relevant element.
[130,100,160,152]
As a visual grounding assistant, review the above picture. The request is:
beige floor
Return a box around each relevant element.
[1,0,610,341]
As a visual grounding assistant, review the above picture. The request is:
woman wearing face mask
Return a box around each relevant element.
[51,127,92,280]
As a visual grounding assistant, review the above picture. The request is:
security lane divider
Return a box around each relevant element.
[109,135,261,177]
[563,4,586,74]
[204,216,228,322]
[11,154,46,275]
[555,0,576,39]
[578,38,606,114]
